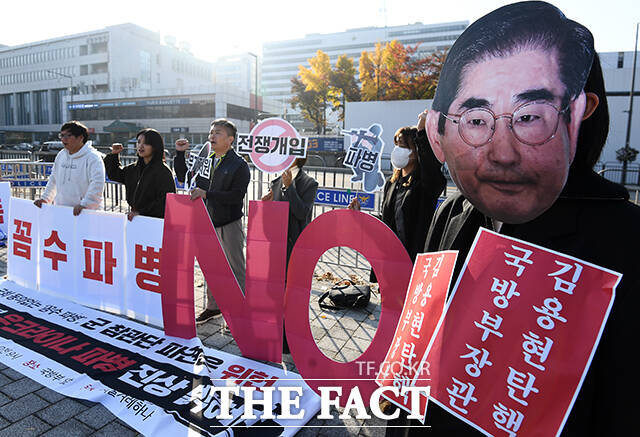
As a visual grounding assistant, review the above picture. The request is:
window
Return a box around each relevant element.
[91,41,108,54]
[51,88,66,124]
[618,52,624,69]
[80,45,88,56]
[33,90,49,124]
[2,94,15,125]
[17,92,31,125]
[80,65,88,75]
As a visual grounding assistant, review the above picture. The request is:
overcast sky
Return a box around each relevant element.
[1,0,638,62]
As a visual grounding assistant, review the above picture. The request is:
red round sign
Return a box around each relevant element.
[248,118,300,173]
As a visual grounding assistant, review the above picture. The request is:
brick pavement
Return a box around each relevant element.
[0,246,388,437]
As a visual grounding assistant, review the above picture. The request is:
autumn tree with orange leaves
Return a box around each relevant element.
[291,42,446,130]
[359,40,445,101]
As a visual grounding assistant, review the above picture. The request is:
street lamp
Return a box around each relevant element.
[46,69,74,117]
[622,23,639,185]
[247,52,259,126]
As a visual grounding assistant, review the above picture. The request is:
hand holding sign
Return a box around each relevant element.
[111,143,124,154]
[282,169,293,188]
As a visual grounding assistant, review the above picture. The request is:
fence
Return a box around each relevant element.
[1,159,411,272]
[597,162,640,186]
[5,156,636,272]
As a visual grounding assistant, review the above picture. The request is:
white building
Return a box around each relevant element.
[0,23,220,144]
[261,21,468,106]
[597,51,640,166]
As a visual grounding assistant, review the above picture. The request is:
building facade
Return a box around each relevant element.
[0,23,216,144]
[597,51,640,166]
[261,21,468,107]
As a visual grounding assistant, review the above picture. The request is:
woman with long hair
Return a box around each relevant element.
[351,111,447,266]
[104,128,176,219]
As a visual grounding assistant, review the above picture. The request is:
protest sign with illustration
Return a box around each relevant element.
[236,118,308,173]
[341,123,385,193]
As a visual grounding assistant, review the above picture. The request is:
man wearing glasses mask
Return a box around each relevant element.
[34,121,105,215]
[384,1,640,436]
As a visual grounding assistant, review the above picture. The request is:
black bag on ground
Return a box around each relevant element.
[318,280,371,310]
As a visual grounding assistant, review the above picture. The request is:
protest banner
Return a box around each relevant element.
[7,198,168,327]
[341,123,385,193]
[0,279,320,436]
[6,193,417,405]
[423,228,621,436]
[0,181,10,237]
[376,251,457,418]
[236,118,308,173]
[7,197,39,290]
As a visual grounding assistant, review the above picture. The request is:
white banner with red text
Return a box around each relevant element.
[0,279,320,436]
[6,197,164,327]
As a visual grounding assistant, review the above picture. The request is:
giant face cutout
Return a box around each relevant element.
[428,49,586,224]
[426,1,594,224]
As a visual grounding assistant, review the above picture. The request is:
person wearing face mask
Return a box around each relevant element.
[350,111,447,266]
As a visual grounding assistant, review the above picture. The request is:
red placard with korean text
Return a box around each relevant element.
[376,251,458,416]
[424,228,621,436]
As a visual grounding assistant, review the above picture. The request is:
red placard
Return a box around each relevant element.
[376,251,458,417]
[424,228,620,436]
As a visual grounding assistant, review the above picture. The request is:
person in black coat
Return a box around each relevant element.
[103,128,176,219]
[261,157,319,261]
[384,2,639,434]
[173,119,250,323]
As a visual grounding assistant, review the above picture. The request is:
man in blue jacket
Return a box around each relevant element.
[175,119,250,324]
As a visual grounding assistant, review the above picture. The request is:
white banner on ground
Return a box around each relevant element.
[7,197,166,327]
[7,197,39,290]
[125,215,164,326]
[0,280,321,436]
[0,181,10,236]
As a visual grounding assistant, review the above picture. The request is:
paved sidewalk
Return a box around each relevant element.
[0,246,388,437]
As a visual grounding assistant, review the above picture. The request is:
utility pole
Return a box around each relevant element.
[46,69,74,118]
[622,23,639,185]
[246,52,262,198]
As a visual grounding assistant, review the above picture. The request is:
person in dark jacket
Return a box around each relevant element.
[385,3,640,436]
[261,157,319,261]
[174,119,250,324]
[103,128,176,220]
[350,112,446,274]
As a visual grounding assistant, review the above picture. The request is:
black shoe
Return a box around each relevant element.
[196,309,221,324]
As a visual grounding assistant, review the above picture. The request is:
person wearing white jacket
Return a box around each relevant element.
[34,121,105,215]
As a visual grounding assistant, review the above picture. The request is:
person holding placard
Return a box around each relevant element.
[350,113,446,278]
[34,121,105,215]
[261,157,318,261]
[103,128,176,220]
[384,2,640,435]
[174,119,250,324]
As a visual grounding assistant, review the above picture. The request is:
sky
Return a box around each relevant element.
[1,0,638,62]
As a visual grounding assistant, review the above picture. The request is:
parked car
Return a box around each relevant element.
[39,141,64,162]
[39,141,64,152]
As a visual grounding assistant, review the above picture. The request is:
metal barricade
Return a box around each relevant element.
[1,159,455,273]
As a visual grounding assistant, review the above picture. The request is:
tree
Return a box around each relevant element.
[290,76,325,134]
[359,43,386,101]
[298,50,332,134]
[329,54,360,126]
[359,40,446,101]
